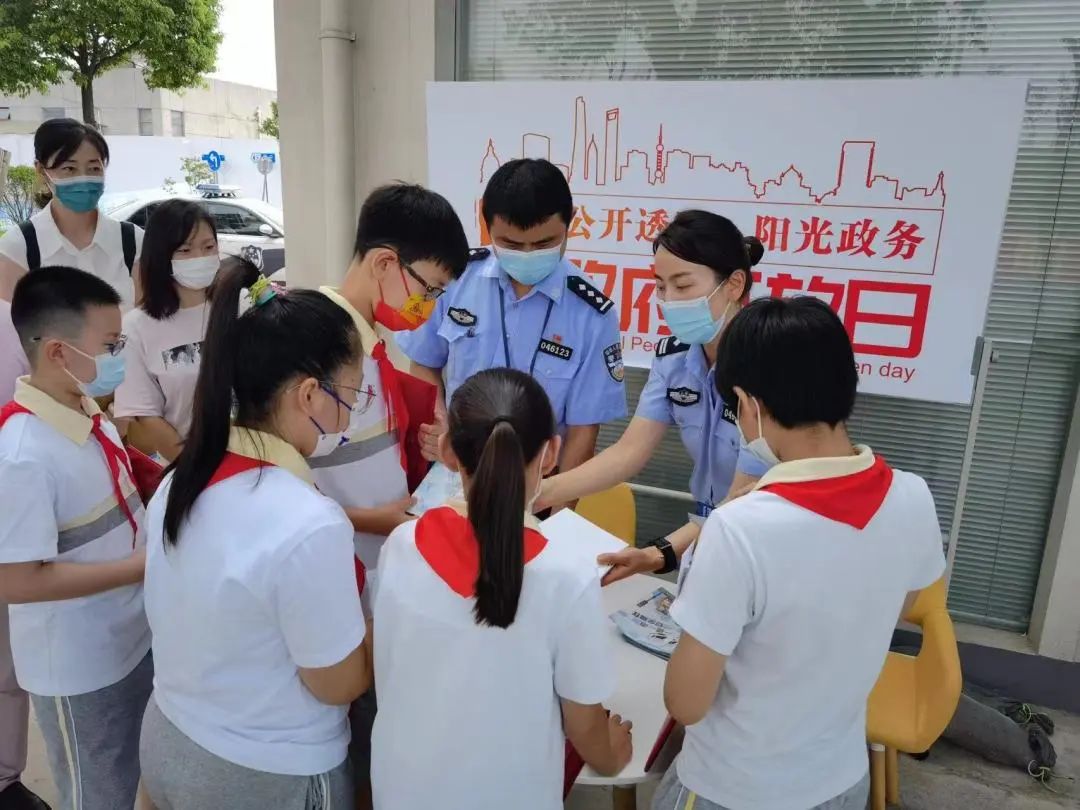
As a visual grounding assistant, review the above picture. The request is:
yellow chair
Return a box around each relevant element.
[866,578,962,809]
[574,483,637,544]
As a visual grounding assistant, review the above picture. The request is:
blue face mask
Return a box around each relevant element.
[50,175,106,214]
[63,343,126,398]
[659,285,732,345]
[497,243,563,286]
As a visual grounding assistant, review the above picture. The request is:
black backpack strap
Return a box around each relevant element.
[18,222,40,272]
[120,222,136,275]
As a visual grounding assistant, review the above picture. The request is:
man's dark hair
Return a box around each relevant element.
[11,266,121,361]
[34,118,110,168]
[139,199,219,320]
[715,296,858,429]
[354,183,469,279]
[481,158,573,230]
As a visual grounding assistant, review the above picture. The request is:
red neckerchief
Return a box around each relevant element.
[208,451,367,594]
[414,506,547,597]
[0,402,139,547]
[758,455,894,530]
[370,341,409,474]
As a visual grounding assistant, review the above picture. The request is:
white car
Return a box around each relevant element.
[100,185,287,281]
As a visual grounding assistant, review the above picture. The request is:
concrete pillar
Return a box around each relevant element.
[1030,379,1080,662]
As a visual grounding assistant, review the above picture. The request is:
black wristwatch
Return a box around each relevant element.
[648,536,678,575]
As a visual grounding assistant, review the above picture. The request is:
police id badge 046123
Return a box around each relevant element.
[604,343,624,382]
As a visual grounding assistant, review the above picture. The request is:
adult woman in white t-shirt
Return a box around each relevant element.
[0,118,143,306]
[372,368,633,810]
[115,200,220,461]
[140,259,373,809]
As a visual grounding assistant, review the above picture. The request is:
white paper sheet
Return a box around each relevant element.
[540,508,629,580]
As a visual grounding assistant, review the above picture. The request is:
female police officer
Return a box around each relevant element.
[538,210,768,581]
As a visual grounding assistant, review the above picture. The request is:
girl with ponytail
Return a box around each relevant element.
[139,257,373,810]
[371,367,632,809]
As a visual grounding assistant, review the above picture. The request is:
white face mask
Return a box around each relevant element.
[308,385,365,459]
[527,442,549,512]
[172,255,221,290]
[736,397,780,467]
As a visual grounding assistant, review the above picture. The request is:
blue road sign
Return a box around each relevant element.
[251,152,277,164]
[201,151,226,171]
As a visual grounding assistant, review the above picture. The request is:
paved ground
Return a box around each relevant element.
[22,705,1080,809]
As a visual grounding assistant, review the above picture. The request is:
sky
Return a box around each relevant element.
[209,0,278,91]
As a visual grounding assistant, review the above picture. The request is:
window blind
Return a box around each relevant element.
[460,0,1080,631]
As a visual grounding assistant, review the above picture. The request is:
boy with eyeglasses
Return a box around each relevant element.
[315,182,469,808]
[0,267,150,810]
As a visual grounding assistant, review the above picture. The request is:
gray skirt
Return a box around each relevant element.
[139,696,352,810]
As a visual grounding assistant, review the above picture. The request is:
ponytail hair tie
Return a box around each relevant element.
[248,275,278,307]
[492,416,514,428]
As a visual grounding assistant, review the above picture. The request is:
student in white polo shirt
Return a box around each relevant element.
[139,260,372,810]
[655,297,946,810]
[0,119,144,307]
[315,182,468,808]
[372,368,632,810]
[0,267,151,810]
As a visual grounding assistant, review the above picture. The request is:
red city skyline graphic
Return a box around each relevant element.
[478,96,947,210]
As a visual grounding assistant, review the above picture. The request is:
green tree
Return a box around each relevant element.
[180,155,213,188]
[0,165,37,223]
[0,0,223,129]
[258,100,279,138]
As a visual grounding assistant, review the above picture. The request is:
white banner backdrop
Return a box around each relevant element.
[0,134,282,206]
[427,78,1026,404]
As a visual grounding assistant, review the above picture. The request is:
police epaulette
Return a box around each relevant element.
[468,247,491,262]
[656,336,690,357]
[566,275,614,314]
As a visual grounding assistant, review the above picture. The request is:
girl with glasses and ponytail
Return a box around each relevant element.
[138,258,373,810]
[371,368,632,810]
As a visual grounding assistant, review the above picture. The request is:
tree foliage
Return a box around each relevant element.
[180,155,213,188]
[0,165,38,223]
[0,0,223,127]
[258,100,279,139]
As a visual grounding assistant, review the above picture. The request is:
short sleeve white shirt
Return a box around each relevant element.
[0,379,150,697]
[670,446,945,810]
[143,428,366,776]
[0,203,144,307]
[372,506,615,810]
[113,303,208,438]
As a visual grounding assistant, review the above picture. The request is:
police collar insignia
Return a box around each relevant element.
[448,307,477,327]
[656,336,690,358]
[604,343,624,382]
[468,247,491,263]
[567,276,614,314]
[667,386,700,406]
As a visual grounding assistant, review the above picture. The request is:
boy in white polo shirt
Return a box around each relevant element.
[315,183,468,806]
[656,296,945,810]
[0,267,151,810]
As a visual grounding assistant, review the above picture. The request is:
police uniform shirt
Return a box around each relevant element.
[398,250,627,432]
[636,336,770,509]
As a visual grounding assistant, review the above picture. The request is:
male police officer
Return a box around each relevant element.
[400,158,626,475]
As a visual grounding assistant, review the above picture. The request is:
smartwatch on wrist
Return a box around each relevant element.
[648,536,678,575]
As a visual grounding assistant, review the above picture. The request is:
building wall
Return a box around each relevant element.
[0,67,275,139]
[273,0,440,288]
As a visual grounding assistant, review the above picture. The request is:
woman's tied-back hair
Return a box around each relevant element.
[163,257,361,544]
[447,368,556,628]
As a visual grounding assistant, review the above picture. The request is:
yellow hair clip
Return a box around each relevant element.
[249,275,277,307]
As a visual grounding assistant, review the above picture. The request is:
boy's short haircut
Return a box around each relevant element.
[10,266,121,361]
[715,296,858,429]
[481,158,574,230]
[353,183,470,279]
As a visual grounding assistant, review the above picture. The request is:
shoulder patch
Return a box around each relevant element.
[566,276,614,314]
[656,336,691,358]
[467,247,491,263]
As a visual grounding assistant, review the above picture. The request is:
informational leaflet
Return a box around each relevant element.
[610,587,681,660]
[406,462,465,516]
[539,508,628,579]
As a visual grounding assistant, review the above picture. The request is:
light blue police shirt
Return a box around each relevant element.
[635,335,770,511]
[397,250,627,433]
